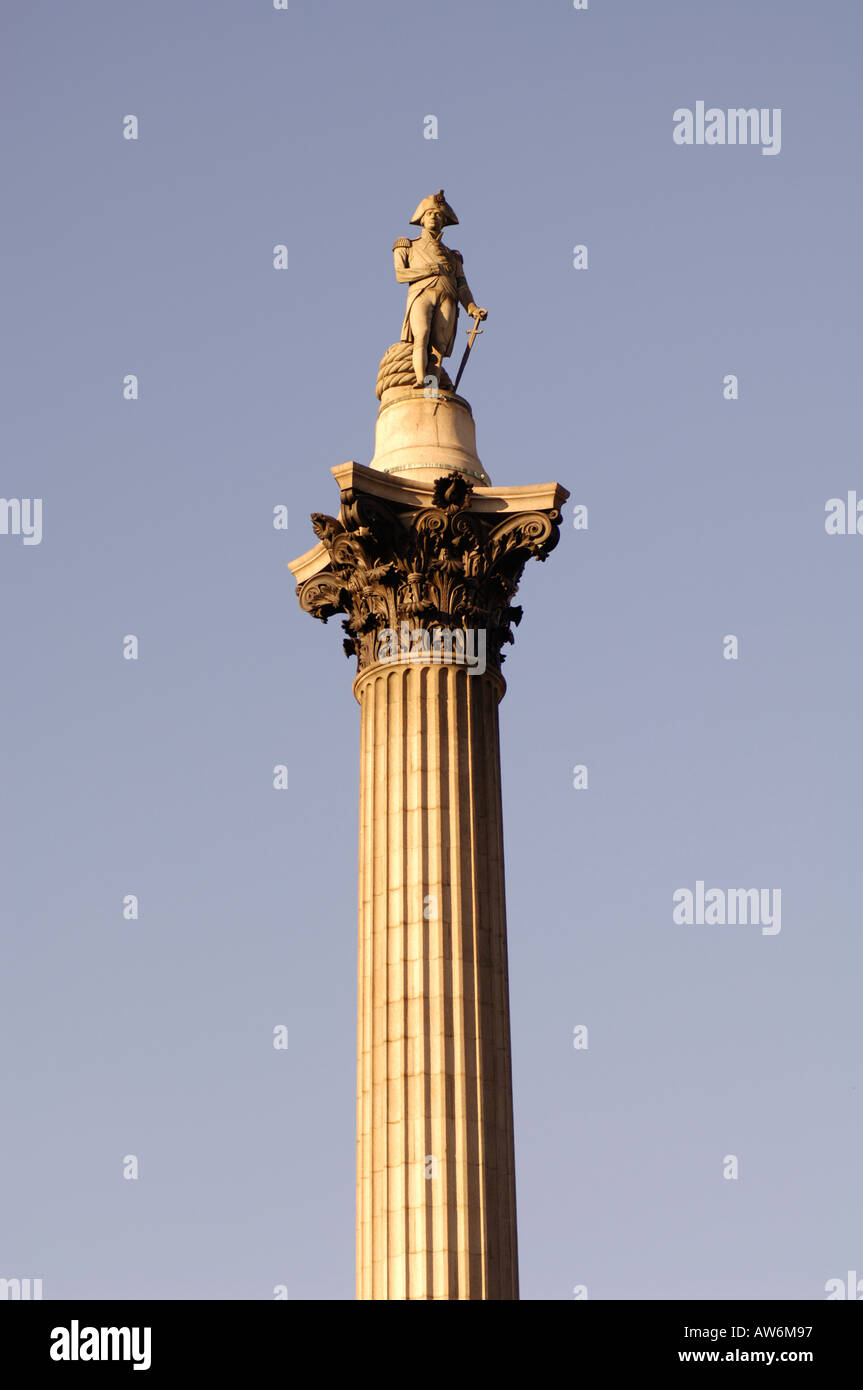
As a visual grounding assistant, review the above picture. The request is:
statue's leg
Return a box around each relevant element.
[432,296,458,369]
[408,296,434,388]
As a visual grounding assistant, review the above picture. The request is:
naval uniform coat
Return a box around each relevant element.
[393,234,474,357]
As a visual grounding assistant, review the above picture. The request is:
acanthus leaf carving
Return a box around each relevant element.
[295,473,564,672]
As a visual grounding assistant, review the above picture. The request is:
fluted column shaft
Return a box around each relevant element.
[355,659,519,1300]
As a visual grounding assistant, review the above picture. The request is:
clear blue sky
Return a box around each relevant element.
[1,0,860,1299]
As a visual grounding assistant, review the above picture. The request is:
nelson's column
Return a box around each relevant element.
[289,190,568,1300]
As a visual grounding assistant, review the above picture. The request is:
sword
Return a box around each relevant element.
[432,313,485,414]
[452,314,484,395]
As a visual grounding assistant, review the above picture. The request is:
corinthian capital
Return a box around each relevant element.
[292,465,567,675]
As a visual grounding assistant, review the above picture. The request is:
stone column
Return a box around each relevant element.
[355,657,515,1300]
[290,447,567,1300]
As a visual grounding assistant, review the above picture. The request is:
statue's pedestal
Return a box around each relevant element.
[371,389,491,486]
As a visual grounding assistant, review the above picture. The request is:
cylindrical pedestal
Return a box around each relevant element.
[370,391,491,485]
[354,659,519,1300]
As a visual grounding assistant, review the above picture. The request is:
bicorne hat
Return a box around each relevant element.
[409,189,459,227]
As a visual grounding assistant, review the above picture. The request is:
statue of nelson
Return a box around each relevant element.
[392,190,488,391]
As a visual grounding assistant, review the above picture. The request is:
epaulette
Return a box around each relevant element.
[393,237,412,250]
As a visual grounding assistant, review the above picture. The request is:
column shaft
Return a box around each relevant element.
[355,661,519,1300]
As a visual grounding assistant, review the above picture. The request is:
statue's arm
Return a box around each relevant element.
[395,263,430,284]
[457,278,476,312]
[393,242,437,286]
[450,252,485,318]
